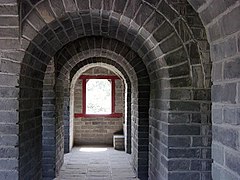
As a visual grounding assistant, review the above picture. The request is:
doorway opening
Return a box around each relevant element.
[72,67,125,146]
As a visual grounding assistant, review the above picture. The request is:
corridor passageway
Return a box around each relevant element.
[56,147,138,180]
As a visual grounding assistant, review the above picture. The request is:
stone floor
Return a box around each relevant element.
[55,146,139,180]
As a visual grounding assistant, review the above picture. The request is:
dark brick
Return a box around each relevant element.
[144,12,165,33]
[193,89,211,100]
[168,159,190,171]
[169,148,201,158]
[191,160,211,171]
[158,0,178,22]
[192,137,211,147]
[168,113,190,123]
[170,101,200,111]
[168,172,200,180]
[168,125,200,135]
[103,0,113,10]
[124,0,141,19]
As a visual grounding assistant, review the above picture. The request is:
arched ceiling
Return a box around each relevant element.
[20,0,210,89]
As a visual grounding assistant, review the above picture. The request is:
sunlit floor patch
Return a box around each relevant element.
[79,147,108,152]
[56,146,139,180]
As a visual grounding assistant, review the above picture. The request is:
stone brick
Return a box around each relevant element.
[0,28,18,37]
[212,62,222,81]
[212,163,222,180]
[191,160,211,171]
[0,39,20,50]
[221,5,240,35]
[135,3,153,26]
[168,159,190,171]
[238,33,240,52]
[0,124,18,134]
[212,83,237,103]
[213,125,239,150]
[49,0,65,18]
[0,59,20,74]
[223,107,240,125]
[201,0,227,25]
[0,111,18,124]
[224,58,240,79]
[170,101,200,111]
[0,99,18,111]
[0,147,18,158]
[0,159,18,170]
[167,113,190,123]
[0,16,18,26]
[187,0,206,11]
[168,148,201,158]
[193,89,211,100]
[0,171,18,180]
[168,125,200,135]
[212,108,223,124]
[225,151,240,176]
[0,0,17,4]
[168,172,200,180]
[36,1,54,24]
[158,0,178,22]
[212,143,224,165]
[0,135,18,146]
[211,37,237,61]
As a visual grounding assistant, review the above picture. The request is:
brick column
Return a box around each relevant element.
[0,1,20,179]
[42,59,57,178]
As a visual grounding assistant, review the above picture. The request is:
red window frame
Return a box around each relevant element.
[74,75,123,118]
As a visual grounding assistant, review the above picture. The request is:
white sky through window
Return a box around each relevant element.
[86,79,111,114]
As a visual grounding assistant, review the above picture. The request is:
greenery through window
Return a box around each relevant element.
[86,79,112,114]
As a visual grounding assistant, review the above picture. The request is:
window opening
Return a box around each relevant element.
[74,75,122,118]
[86,79,111,114]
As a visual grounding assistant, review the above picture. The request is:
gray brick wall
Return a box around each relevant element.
[0,1,20,179]
[198,1,240,179]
